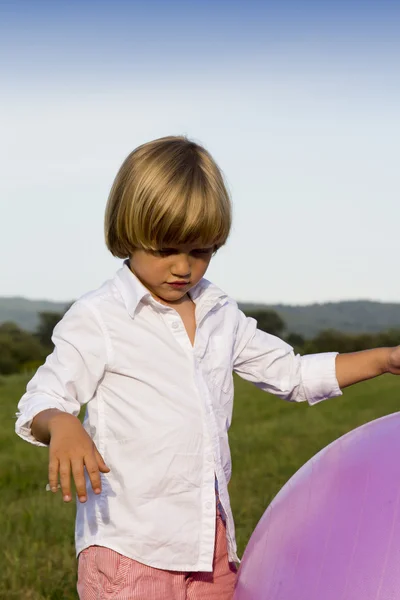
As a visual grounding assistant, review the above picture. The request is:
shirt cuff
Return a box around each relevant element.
[15,398,67,447]
[300,352,342,405]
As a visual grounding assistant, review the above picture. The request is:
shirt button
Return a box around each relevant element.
[206,501,212,509]
[172,321,180,329]
[207,455,213,463]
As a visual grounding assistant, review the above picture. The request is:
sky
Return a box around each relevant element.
[1,0,399,305]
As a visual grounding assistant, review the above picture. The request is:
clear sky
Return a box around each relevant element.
[1,0,399,305]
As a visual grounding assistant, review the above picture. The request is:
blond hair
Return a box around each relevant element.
[105,136,232,258]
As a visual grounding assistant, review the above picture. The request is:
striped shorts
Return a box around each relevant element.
[77,513,237,599]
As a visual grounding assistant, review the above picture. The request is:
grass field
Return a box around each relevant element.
[2,372,400,599]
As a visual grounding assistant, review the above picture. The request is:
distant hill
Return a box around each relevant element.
[0,297,71,333]
[240,301,400,338]
[1,296,400,339]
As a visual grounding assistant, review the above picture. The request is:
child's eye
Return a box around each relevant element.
[191,248,213,256]
[150,248,212,258]
[153,249,177,257]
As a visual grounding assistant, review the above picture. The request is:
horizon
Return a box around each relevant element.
[1,1,399,304]
[1,294,399,309]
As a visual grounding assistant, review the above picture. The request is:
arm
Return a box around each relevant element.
[233,308,400,404]
[336,347,400,388]
[16,300,108,440]
[16,300,110,502]
[233,309,341,404]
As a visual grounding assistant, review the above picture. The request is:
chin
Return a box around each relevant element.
[155,287,181,299]
[166,290,187,300]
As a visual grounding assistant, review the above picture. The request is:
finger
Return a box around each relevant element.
[84,454,103,495]
[70,458,88,502]
[94,447,110,473]
[59,459,72,502]
[48,456,60,493]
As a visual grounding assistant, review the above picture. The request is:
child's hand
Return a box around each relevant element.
[47,412,110,503]
[387,346,400,375]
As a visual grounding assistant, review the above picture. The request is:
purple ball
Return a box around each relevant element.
[234,412,400,600]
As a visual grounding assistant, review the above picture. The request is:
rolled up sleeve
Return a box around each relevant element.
[299,352,342,404]
[15,300,109,446]
[233,310,342,404]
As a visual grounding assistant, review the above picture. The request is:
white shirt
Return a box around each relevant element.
[15,263,341,571]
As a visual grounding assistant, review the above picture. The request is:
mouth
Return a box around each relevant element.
[167,281,190,288]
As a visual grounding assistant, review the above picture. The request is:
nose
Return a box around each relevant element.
[171,253,191,278]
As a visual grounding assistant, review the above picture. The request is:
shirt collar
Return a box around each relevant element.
[114,261,228,319]
[189,277,228,307]
[114,261,152,318]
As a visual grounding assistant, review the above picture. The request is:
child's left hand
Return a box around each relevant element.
[387,346,400,375]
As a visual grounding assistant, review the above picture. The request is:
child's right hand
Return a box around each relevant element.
[47,412,110,503]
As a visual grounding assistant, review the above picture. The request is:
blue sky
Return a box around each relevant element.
[1,1,399,304]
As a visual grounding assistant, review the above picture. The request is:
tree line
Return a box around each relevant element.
[0,312,64,376]
[1,308,400,376]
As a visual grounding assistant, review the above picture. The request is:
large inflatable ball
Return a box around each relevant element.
[234,412,400,600]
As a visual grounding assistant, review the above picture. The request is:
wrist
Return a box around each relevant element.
[32,409,76,445]
[48,411,80,435]
[364,347,391,377]
[381,347,393,375]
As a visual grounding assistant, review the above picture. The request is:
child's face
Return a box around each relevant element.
[129,244,214,304]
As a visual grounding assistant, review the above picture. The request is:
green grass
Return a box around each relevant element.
[1,372,400,598]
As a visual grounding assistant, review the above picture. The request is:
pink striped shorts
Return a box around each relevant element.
[77,513,237,599]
